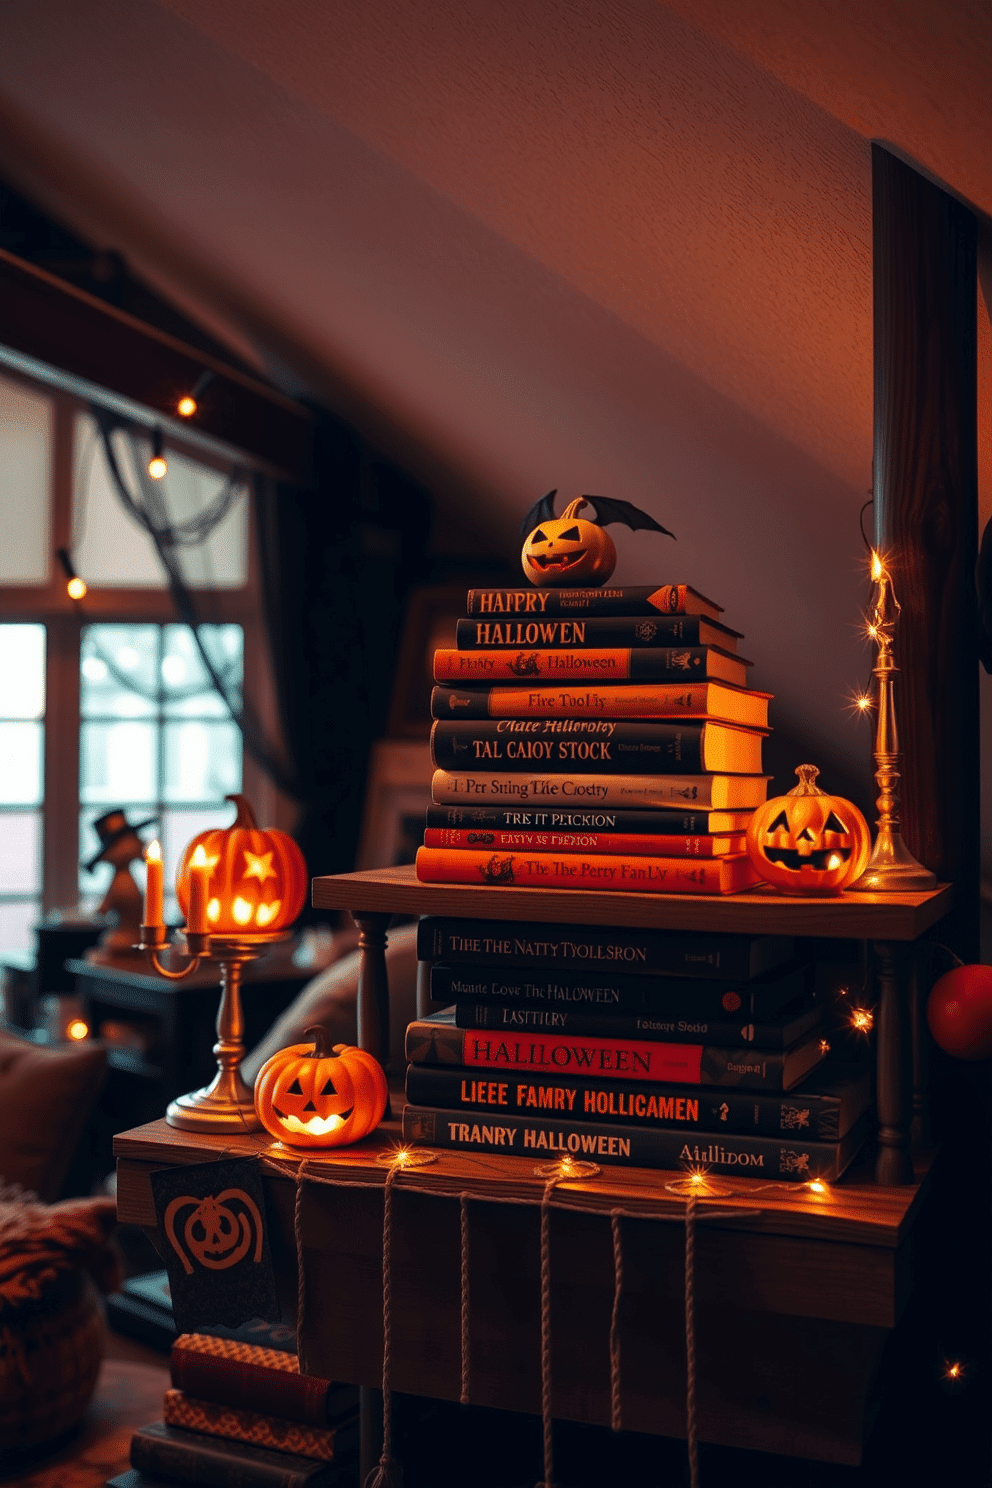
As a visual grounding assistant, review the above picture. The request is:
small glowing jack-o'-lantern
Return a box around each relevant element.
[519,491,674,588]
[175,794,307,934]
[746,765,871,895]
[254,1027,388,1148]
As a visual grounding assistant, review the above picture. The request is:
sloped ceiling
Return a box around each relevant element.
[0,0,989,797]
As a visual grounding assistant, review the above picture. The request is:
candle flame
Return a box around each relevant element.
[191,844,209,867]
[146,839,162,863]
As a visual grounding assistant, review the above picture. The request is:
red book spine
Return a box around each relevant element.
[415,845,758,894]
[170,1351,330,1427]
[460,1029,703,1083]
[422,828,745,857]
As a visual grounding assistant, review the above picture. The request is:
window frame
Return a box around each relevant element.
[0,370,283,915]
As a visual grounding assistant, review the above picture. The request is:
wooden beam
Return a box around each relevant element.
[0,247,313,483]
[871,146,979,960]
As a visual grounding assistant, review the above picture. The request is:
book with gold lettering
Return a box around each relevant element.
[402,1104,870,1180]
[431,719,765,775]
[433,646,750,687]
[465,585,723,618]
[431,681,771,728]
[430,769,769,810]
[455,615,742,652]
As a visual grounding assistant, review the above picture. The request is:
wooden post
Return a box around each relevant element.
[873,940,914,1185]
[871,145,979,960]
[352,912,391,1068]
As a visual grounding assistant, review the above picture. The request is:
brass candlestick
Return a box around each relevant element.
[850,552,936,893]
[136,924,290,1132]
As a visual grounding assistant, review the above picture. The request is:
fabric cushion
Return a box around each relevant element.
[0,1031,106,1200]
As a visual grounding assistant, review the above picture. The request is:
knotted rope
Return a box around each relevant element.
[293,1160,310,1374]
[364,1160,402,1488]
[684,1191,699,1488]
[536,1174,559,1488]
[459,1193,471,1405]
[609,1211,624,1433]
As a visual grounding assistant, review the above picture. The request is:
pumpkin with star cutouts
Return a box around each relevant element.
[175,793,307,933]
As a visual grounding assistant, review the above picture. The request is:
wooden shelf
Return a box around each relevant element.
[312,863,952,940]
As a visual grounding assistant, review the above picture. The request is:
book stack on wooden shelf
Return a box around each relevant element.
[113,1333,359,1488]
[416,583,771,894]
[402,916,873,1181]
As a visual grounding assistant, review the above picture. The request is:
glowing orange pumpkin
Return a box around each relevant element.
[254,1027,388,1148]
[175,794,307,933]
[746,765,871,895]
[521,499,617,587]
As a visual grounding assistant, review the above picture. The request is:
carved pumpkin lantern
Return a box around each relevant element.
[175,794,307,934]
[746,765,871,895]
[254,1028,388,1148]
[520,491,674,588]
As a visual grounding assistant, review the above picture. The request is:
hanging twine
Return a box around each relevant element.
[459,1193,471,1406]
[684,1191,699,1488]
[365,1161,403,1488]
[536,1174,559,1488]
[609,1211,623,1433]
[293,1160,310,1375]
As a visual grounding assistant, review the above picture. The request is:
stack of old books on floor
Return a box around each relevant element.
[402,916,873,1182]
[416,583,770,894]
[114,1333,359,1488]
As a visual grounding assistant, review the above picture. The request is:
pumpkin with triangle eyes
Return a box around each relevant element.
[254,1027,388,1148]
[521,498,617,586]
[746,765,871,895]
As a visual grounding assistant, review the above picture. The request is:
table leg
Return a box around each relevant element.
[908,949,932,1152]
[873,939,914,1185]
[353,912,391,1068]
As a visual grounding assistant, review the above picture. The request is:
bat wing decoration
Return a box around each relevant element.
[519,490,675,540]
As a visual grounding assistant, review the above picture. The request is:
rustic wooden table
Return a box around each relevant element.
[115,869,951,1471]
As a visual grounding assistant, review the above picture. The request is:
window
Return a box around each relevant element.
[0,366,279,954]
[79,623,244,917]
[0,625,46,950]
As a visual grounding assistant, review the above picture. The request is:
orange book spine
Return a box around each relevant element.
[434,647,638,681]
[415,846,759,894]
[422,828,746,857]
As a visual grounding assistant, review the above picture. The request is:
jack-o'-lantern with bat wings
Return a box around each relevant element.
[520,491,675,587]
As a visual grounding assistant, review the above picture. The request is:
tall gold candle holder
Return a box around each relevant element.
[136,923,290,1132]
[850,551,936,893]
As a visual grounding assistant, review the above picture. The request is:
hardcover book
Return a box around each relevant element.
[163,1392,356,1462]
[465,584,723,618]
[430,961,809,1018]
[402,1105,871,1180]
[130,1422,341,1488]
[423,826,747,857]
[455,615,741,652]
[430,719,765,775]
[416,844,761,894]
[405,1061,871,1141]
[452,993,823,1049]
[431,681,771,729]
[431,768,770,810]
[405,1009,826,1090]
[171,1334,356,1427]
[416,916,796,980]
[433,646,750,688]
[424,804,756,834]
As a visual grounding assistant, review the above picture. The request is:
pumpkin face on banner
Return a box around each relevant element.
[746,765,871,895]
[254,1028,388,1148]
[521,499,618,587]
[175,794,307,933]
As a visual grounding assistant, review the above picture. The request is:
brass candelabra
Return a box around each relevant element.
[850,552,936,893]
[137,923,290,1132]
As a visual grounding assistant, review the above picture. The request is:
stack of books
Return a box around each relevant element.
[402,917,873,1181]
[416,583,771,894]
[115,1333,359,1488]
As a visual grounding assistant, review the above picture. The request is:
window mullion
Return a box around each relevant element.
[43,615,81,910]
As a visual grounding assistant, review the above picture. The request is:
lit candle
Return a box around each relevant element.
[187,844,211,934]
[144,839,164,926]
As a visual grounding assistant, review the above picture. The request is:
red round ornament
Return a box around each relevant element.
[926,964,992,1061]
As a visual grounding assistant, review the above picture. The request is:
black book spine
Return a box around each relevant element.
[402,1105,855,1180]
[453,999,822,1050]
[404,1065,848,1141]
[456,617,715,649]
[416,917,792,981]
[130,1423,330,1488]
[431,720,705,774]
[424,801,731,833]
[431,964,807,1018]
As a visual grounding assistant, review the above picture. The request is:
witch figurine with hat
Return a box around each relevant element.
[84,808,158,961]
